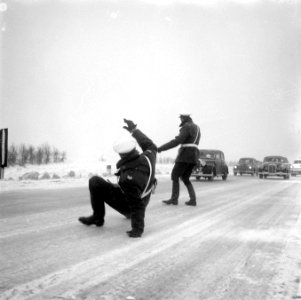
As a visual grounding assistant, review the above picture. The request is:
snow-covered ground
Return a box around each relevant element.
[0,161,174,191]
[0,161,235,192]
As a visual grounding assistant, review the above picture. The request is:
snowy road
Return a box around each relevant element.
[1,175,301,300]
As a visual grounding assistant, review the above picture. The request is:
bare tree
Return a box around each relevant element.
[8,144,18,166]
[19,144,29,166]
[60,151,67,162]
[36,146,43,165]
[52,147,60,163]
[7,143,66,166]
[42,143,51,164]
[27,145,35,164]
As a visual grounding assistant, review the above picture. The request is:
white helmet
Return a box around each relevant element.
[113,135,137,154]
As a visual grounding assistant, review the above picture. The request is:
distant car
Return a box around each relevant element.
[258,156,290,179]
[192,149,229,181]
[233,157,259,176]
[291,159,301,176]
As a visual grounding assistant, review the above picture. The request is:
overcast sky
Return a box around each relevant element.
[0,0,300,163]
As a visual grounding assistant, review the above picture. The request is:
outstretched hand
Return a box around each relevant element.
[123,119,137,133]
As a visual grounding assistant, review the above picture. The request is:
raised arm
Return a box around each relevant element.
[123,119,157,153]
[132,129,157,152]
[158,126,189,152]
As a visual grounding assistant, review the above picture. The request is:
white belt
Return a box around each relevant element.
[181,144,199,148]
[141,155,153,198]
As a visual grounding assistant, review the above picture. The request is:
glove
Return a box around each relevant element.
[123,119,137,133]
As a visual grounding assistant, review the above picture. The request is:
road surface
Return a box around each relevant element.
[1,175,301,300]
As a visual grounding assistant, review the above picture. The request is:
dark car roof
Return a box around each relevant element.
[239,157,256,160]
[199,149,223,153]
[264,155,288,159]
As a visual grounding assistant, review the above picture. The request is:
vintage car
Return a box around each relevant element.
[233,157,259,176]
[258,156,290,179]
[291,159,301,176]
[192,149,229,181]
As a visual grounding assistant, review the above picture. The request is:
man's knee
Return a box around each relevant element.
[181,176,191,186]
[89,176,107,191]
[171,173,180,181]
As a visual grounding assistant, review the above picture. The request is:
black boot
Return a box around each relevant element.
[78,215,104,226]
[162,199,178,205]
[162,180,179,205]
[80,189,105,226]
[126,230,142,238]
[185,200,196,206]
[185,183,197,206]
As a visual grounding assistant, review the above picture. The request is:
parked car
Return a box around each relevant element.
[192,149,229,181]
[233,157,259,176]
[258,156,290,179]
[291,159,301,176]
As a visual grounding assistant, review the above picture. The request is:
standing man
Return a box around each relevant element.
[78,119,157,238]
[157,113,200,206]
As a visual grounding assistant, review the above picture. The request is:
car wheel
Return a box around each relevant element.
[196,176,200,180]
[222,173,227,180]
[264,175,267,179]
[259,174,263,179]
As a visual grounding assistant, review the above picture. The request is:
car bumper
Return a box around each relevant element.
[258,171,289,176]
[291,170,301,175]
[192,172,213,178]
[236,170,256,174]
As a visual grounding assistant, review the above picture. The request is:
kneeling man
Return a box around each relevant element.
[79,119,157,238]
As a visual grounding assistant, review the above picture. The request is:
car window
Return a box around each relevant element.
[240,159,250,163]
[264,157,288,163]
[265,157,278,163]
[294,160,301,164]
[199,151,216,159]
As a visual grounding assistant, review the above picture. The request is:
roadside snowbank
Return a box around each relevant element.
[0,162,173,191]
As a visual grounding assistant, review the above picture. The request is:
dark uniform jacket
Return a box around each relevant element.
[158,118,200,165]
[115,129,157,233]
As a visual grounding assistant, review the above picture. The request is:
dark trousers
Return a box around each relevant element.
[170,162,196,201]
[89,176,148,233]
[171,162,195,184]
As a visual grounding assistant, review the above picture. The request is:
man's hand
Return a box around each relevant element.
[123,119,137,133]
